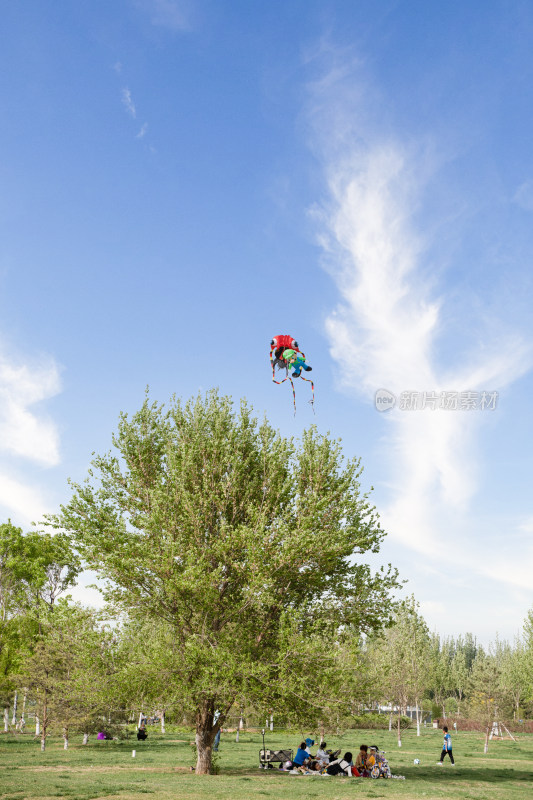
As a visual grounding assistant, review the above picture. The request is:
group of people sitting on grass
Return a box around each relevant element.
[284,739,381,776]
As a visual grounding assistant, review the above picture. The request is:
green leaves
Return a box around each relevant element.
[48,388,401,772]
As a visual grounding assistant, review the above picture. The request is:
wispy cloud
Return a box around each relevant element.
[136,122,148,139]
[121,87,137,118]
[135,0,192,32]
[119,85,150,143]
[479,516,533,591]
[307,48,533,566]
[513,179,533,212]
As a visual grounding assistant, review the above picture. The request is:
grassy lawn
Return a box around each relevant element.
[1,726,533,800]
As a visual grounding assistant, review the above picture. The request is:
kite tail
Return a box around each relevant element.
[300,373,315,414]
[270,347,288,381]
[289,374,296,415]
[269,346,298,415]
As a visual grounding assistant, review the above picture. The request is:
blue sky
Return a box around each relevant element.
[1,0,533,645]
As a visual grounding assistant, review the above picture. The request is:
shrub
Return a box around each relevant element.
[349,713,412,730]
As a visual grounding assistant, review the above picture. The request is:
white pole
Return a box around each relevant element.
[11,692,18,726]
[502,723,517,742]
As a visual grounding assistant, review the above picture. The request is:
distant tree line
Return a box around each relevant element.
[359,597,533,752]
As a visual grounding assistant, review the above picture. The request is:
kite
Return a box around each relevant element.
[270,334,314,413]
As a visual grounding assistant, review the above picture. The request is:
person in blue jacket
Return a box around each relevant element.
[437,725,455,765]
[292,741,311,768]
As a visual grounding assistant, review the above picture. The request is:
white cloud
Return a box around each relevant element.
[308,52,533,571]
[319,141,531,558]
[0,350,61,465]
[0,472,52,527]
[0,345,62,525]
[121,87,136,118]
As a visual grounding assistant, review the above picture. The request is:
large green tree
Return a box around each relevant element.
[50,390,400,773]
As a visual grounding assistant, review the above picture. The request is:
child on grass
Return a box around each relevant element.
[437,725,455,765]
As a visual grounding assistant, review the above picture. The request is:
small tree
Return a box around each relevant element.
[19,602,124,750]
[498,639,529,722]
[523,609,533,707]
[0,522,79,731]
[429,635,455,718]
[467,648,506,754]
[49,390,400,774]
[365,598,430,743]
[450,648,469,715]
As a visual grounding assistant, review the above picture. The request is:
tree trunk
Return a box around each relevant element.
[83,733,89,745]
[3,706,8,732]
[161,711,166,734]
[195,699,216,775]
[40,691,48,751]
[416,699,421,736]
[35,715,40,736]
[397,714,402,747]
[388,708,392,732]
[12,692,18,726]
[236,710,244,742]
[21,692,27,725]
[484,726,490,754]
[195,729,214,775]
[63,728,69,750]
